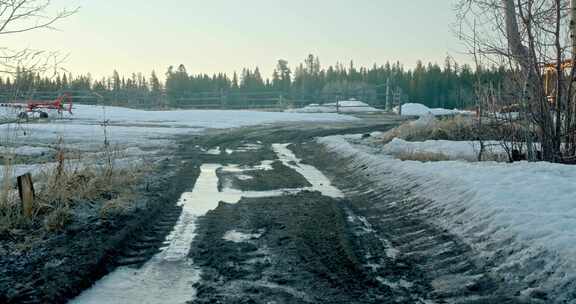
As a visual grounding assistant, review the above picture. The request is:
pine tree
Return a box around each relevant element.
[150,70,162,94]
[231,72,239,90]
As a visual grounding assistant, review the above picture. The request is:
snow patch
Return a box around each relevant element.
[287,99,382,113]
[272,143,344,198]
[223,230,263,243]
[395,103,472,117]
[318,135,576,301]
[381,138,508,161]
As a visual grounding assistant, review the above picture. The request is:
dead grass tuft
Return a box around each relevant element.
[380,115,479,144]
[44,206,72,232]
[396,150,451,162]
[99,193,137,218]
[0,144,152,234]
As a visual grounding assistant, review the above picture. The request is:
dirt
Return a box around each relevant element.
[189,192,394,304]
[217,161,311,191]
[0,154,201,303]
[182,120,536,304]
[0,114,544,303]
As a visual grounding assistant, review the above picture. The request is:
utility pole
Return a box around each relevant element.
[385,77,391,112]
[394,87,403,116]
[571,0,576,55]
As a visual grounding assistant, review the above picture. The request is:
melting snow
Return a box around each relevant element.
[222,230,263,243]
[319,135,576,301]
[381,138,508,161]
[272,143,344,198]
[286,99,382,113]
[395,103,472,117]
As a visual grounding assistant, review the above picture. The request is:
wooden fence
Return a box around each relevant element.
[0,89,408,112]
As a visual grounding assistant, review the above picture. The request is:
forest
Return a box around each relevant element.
[1,55,506,110]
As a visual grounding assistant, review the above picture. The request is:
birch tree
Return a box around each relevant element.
[0,0,77,75]
[457,0,576,162]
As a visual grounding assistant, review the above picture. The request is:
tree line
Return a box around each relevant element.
[0,55,507,110]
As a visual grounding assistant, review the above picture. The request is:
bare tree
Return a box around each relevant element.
[456,0,576,162]
[0,0,78,75]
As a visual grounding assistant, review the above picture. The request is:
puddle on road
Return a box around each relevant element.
[220,160,275,172]
[71,144,343,303]
[71,164,242,304]
[272,143,344,198]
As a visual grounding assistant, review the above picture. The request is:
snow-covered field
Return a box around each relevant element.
[0,105,356,180]
[286,99,382,113]
[319,134,576,302]
[2,104,355,149]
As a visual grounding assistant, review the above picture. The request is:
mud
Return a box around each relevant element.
[217,161,311,191]
[1,114,540,303]
[190,192,394,304]
[292,141,539,304]
[0,155,201,303]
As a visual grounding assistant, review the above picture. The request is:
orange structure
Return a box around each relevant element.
[543,60,573,105]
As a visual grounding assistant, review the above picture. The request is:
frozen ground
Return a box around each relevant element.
[319,134,576,302]
[286,99,382,113]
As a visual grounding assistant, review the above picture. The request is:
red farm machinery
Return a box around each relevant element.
[0,93,73,120]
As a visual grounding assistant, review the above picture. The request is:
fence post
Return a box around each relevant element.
[17,173,35,218]
[385,78,391,111]
[279,93,284,108]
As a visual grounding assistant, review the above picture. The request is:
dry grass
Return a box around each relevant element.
[0,144,151,234]
[0,155,23,232]
[396,150,451,162]
[377,115,515,163]
[379,115,481,144]
[99,193,137,218]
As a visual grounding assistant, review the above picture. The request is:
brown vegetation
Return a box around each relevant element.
[0,147,150,234]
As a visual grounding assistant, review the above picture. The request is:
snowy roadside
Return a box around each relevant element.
[318,135,576,302]
[378,138,508,161]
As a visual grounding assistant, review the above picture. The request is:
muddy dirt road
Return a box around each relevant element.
[163,119,529,304]
[2,115,538,303]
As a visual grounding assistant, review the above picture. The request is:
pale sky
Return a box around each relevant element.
[6,0,468,80]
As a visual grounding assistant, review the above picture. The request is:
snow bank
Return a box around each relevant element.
[396,103,472,117]
[318,135,576,302]
[287,99,382,113]
[381,138,508,161]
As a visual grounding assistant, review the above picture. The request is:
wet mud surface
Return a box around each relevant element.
[190,192,391,304]
[217,160,311,191]
[0,154,202,304]
[0,115,544,303]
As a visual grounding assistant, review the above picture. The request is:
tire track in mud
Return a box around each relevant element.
[294,142,539,304]
[70,119,537,303]
[186,139,432,303]
[114,204,183,267]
